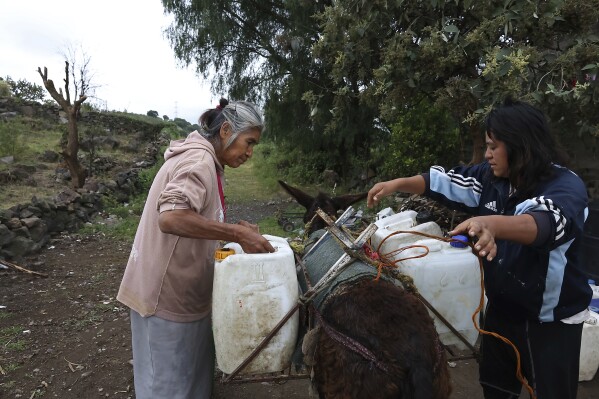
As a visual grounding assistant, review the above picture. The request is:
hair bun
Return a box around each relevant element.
[218,98,229,109]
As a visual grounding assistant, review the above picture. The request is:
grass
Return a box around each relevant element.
[0,326,28,351]
[223,158,283,202]
[0,185,61,209]
[63,310,103,329]
[1,379,17,389]
[0,116,62,161]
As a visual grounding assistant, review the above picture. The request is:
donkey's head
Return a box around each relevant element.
[278,180,367,234]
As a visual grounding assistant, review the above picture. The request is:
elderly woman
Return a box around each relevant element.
[368,98,591,399]
[117,99,274,399]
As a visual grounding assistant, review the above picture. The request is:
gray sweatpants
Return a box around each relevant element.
[130,309,215,399]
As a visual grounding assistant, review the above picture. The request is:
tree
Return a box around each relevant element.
[37,48,97,188]
[161,0,377,176]
[172,117,191,129]
[0,78,10,97]
[310,0,599,164]
[162,0,599,179]
[147,110,159,118]
[4,76,45,102]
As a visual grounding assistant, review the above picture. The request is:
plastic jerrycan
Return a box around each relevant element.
[370,209,418,252]
[579,282,599,381]
[579,310,599,381]
[370,209,443,258]
[212,234,299,375]
[397,236,482,350]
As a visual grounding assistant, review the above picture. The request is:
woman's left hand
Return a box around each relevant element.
[449,217,497,261]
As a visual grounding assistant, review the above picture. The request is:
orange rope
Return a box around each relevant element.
[368,230,537,399]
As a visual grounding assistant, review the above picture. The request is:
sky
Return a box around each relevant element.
[0,0,215,124]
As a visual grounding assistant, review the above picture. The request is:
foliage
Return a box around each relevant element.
[310,0,599,163]
[375,101,462,179]
[0,118,28,159]
[0,325,28,351]
[162,0,372,177]
[162,0,599,181]
[172,117,191,130]
[160,124,185,138]
[252,141,332,185]
[147,110,159,118]
[4,76,45,101]
[138,152,166,191]
[0,79,11,97]
[109,111,171,128]
[81,124,106,177]
[81,102,104,113]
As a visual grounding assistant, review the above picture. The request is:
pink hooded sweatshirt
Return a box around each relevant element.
[117,131,224,322]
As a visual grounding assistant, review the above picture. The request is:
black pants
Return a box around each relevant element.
[479,304,583,399]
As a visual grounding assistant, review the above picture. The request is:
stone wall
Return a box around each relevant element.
[0,97,168,263]
[0,166,154,263]
[0,97,167,138]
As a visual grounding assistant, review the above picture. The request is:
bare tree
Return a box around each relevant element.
[37,48,96,188]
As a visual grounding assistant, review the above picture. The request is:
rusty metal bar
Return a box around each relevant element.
[415,292,479,357]
[222,303,301,383]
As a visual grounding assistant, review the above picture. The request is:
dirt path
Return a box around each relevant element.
[1,232,599,398]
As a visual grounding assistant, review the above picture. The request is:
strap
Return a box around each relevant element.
[217,173,226,221]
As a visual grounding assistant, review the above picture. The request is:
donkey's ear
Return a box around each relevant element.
[332,192,367,210]
[278,180,315,210]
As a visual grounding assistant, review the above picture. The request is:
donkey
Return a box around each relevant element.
[278,180,369,235]
[279,180,452,399]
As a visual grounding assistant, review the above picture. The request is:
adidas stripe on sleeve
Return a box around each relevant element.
[429,166,483,208]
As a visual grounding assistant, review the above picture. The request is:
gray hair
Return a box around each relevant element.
[199,100,264,149]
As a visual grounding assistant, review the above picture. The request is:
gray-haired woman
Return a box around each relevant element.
[117,98,274,399]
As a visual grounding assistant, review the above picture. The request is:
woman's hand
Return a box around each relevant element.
[449,214,537,261]
[237,220,260,233]
[367,181,395,208]
[237,227,275,254]
[450,217,498,261]
[367,176,426,208]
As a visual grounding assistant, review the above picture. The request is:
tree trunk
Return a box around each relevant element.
[63,108,87,188]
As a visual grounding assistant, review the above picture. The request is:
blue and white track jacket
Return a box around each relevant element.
[422,161,592,322]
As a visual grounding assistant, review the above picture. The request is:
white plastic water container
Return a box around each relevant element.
[373,209,417,230]
[371,216,443,258]
[375,207,397,220]
[579,310,599,381]
[397,237,482,350]
[212,234,299,375]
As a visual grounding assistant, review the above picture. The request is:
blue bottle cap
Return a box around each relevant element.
[450,235,469,248]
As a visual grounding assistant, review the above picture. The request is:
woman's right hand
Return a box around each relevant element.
[367,181,394,208]
[367,176,426,208]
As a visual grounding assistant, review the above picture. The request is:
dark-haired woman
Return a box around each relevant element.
[367,99,591,399]
[117,99,274,399]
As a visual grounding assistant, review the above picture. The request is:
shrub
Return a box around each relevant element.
[373,102,462,179]
[253,141,329,184]
[0,118,27,159]
[4,76,45,102]
[0,80,11,97]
